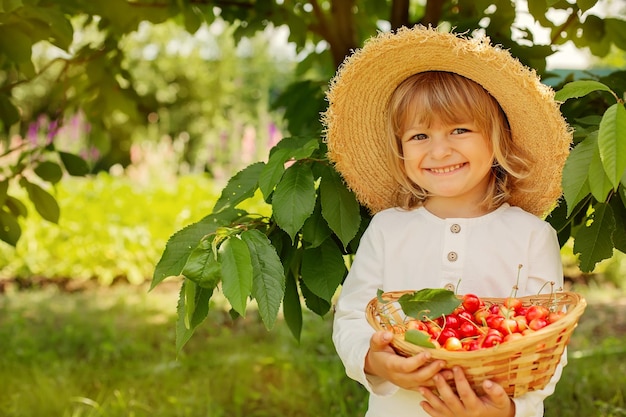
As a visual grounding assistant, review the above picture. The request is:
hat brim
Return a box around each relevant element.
[324,26,572,217]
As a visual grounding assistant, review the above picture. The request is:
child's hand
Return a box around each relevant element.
[419,366,515,417]
[364,331,451,391]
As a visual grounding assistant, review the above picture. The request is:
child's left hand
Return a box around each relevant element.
[418,366,515,417]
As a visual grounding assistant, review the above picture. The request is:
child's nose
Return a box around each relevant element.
[428,135,453,159]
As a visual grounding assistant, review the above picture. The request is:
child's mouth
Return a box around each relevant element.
[427,163,466,174]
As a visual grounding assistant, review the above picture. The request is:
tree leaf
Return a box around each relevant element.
[0,93,20,132]
[258,136,319,198]
[577,0,598,13]
[181,239,221,290]
[573,202,616,272]
[588,134,614,202]
[219,236,253,317]
[283,271,303,341]
[554,80,613,102]
[301,238,347,303]
[272,162,316,241]
[562,136,595,216]
[598,103,626,189]
[0,180,7,207]
[151,208,245,289]
[405,329,436,348]
[34,161,63,184]
[398,288,461,320]
[241,229,285,330]
[213,162,264,212]
[301,198,332,248]
[299,277,331,316]
[19,178,59,223]
[609,196,626,253]
[59,151,90,176]
[319,166,361,248]
[0,209,21,246]
[175,280,213,355]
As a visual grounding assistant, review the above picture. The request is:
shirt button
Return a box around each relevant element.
[447,251,458,262]
[444,283,455,291]
[450,224,461,233]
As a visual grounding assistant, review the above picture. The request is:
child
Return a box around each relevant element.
[324,26,572,417]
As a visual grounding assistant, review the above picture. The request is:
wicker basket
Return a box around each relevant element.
[366,290,587,397]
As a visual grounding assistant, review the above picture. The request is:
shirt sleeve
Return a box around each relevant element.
[332,217,400,396]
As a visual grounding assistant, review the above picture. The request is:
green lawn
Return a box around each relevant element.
[0,282,624,417]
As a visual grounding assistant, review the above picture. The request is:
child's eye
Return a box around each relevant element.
[452,128,469,135]
[410,133,429,141]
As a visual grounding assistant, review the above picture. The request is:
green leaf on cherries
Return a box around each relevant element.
[398,288,461,320]
[405,329,436,348]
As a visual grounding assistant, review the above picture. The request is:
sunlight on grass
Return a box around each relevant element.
[0,283,624,417]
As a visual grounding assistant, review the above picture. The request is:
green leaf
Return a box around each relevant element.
[405,329,436,348]
[319,166,361,248]
[272,162,316,241]
[213,162,264,212]
[588,135,614,202]
[562,136,595,215]
[34,161,63,184]
[598,103,626,188]
[151,208,245,289]
[258,136,319,198]
[554,80,613,102]
[609,196,626,253]
[299,277,331,316]
[175,280,213,354]
[59,152,90,176]
[0,180,7,207]
[4,195,28,218]
[301,199,332,248]
[301,239,346,303]
[398,288,461,320]
[241,229,286,330]
[0,94,20,132]
[577,0,598,13]
[0,209,21,246]
[219,236,253,317]
[19,178,59,223]
[283,271,303,341]
[181,239,221,290]
[573,203,616,272]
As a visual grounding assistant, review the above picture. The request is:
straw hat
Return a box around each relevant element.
[323,26,572,217]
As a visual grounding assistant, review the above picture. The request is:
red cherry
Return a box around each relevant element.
[406,320,429,332]
[438,328,459,345]
[514,315,528,331]
[483,332,503,347]
[499,318,519,334]
[526,305,549,321]
[548,311,565,323]
[459,321,479,338]
[486,314,504,330]
[529,317,548,331]
[443,314,461,330]
[462,294,482,314]
[504,297,523,312]
[503,333,524,343]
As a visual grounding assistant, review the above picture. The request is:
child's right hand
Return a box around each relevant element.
[365,330,452,391]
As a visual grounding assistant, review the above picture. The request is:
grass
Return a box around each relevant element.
[0,282,624,417]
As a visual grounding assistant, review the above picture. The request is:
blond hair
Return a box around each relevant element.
[385,71,531,211]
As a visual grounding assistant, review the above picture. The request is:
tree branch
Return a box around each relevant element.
[420,0,445,27]
[390,0,410,30]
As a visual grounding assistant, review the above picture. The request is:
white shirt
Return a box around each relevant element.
[332,203,566,417]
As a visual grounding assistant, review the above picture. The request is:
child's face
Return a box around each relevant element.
[400,115,494,209]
